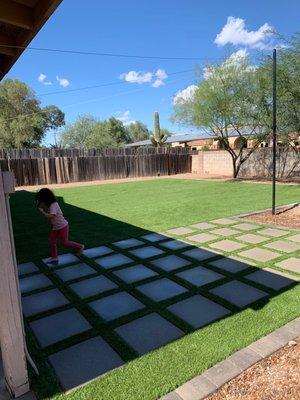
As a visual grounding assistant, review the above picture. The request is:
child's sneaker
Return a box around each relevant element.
[46,258,58,266]
[76,245,85,255]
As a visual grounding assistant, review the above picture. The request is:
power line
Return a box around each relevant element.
[1,74,192,123]
[39,68,194,96]
[0,44,223,61]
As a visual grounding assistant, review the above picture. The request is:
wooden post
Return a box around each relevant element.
[0,170,29,397]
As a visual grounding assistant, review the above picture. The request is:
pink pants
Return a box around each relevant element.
[49,225,82,260]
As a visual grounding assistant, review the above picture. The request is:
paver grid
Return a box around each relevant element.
[19,217,299,392]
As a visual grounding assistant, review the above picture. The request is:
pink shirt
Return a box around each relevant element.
[49,202,68,231]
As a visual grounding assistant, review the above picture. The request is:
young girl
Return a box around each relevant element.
[36,188,84,265]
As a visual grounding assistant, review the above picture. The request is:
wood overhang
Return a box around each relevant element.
[0,0,62,80]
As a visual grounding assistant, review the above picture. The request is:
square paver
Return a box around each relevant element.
[54,263,96,282]
[210,280,268,308]
[83,246,112,258]
[182,248,217,261]
[210,240,246,252]
[167,295,230,328]
[43,253,79,267]
[264,240,300,253]
[166,227,195,235]
[245,268,297,290]
[129,246,165,259]
[113,264,158,283]
[70,276,118,298]
[287,234,300,243]
[186,233,218,243]
[176,266,224,286]
[95,254,133,269]
[275,258,300,274]
[22,289,69,317]
[160,239,190,250]
[137,278,187,302]
[209,257,253,273]
[113,238,144,249]
[211,228,239,237]
[115,313,183,355]
[189,222,216,230]
[233,223,258,231]
[239,247,280,262]
[238,233,269,244]
[29,308,91,347]
[48,337,124,391]
[258,228,288,237]
[141,233,169,242]
[210,218,237,225]
[18,262,39,276]
[151,255,191,272]
[19,274,52,294]
[89,292,144,321]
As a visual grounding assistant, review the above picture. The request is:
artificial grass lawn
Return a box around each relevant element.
[11,178,300,264]
[10,179,300,400]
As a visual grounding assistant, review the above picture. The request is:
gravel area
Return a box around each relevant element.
[244,205,300,229]
[207,337,300,400]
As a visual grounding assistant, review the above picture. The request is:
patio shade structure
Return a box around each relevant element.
[0,0,62,80]
[0,1,62,397]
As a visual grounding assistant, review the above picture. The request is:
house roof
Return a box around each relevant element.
[126,128,256,147]
[0,0,62,80]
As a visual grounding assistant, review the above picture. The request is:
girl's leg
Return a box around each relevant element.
[49,230,59,260]
[59,225,83,253]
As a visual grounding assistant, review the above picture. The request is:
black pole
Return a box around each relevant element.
[272,49,277,215]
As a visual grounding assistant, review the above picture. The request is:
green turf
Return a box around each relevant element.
[11,178,300,263]
[10,178,300,400]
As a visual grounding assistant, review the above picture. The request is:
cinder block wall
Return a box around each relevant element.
[192,149,299,179]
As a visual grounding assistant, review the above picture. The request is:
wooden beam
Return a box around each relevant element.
[0,33,16,56]
[0,0,33,29]
[0,170,29,398]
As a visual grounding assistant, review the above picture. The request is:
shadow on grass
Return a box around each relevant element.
[10,190,299,399]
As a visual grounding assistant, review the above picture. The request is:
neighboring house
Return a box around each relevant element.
[127,130,300,150]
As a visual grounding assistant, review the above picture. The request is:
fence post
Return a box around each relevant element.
[0,170,29,397]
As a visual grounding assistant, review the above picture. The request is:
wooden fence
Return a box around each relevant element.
[0,154,192,186]
[0,147,195,159]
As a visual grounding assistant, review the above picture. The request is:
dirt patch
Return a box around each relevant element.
[207,337,300,400]
[244,205,300,229]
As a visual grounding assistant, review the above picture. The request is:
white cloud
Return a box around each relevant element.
[203,49,256,79]
[120,68,168,88]
[38,73,52,85]
[116,110,136,126]
[173,85,198,105]
[56,76,70,88]
[120,71,153,84]
[152,69,168,87]
[215,16,274,50]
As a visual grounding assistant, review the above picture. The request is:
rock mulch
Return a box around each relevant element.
[206,337,300,400]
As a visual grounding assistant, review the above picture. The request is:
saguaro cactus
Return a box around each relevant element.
[150,111,168,147]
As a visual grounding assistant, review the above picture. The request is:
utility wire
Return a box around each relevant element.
[39,68,194,96]
[0,44,223,61]
[1,74,193,123]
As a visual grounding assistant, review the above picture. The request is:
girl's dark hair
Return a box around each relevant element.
[36,188,56,207]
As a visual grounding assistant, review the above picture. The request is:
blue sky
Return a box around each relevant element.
[6,0,300,145]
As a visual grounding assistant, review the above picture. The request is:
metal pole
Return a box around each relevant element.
[272,49,277,215]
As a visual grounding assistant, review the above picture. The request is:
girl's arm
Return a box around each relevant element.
[38,208,55,221]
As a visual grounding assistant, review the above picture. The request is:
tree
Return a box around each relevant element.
[150,111,169,147]
[59,116,131,148]
[59,115,98,148]
[125,121,150,142]
[0,79,65,148]
[172,53,270,177]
